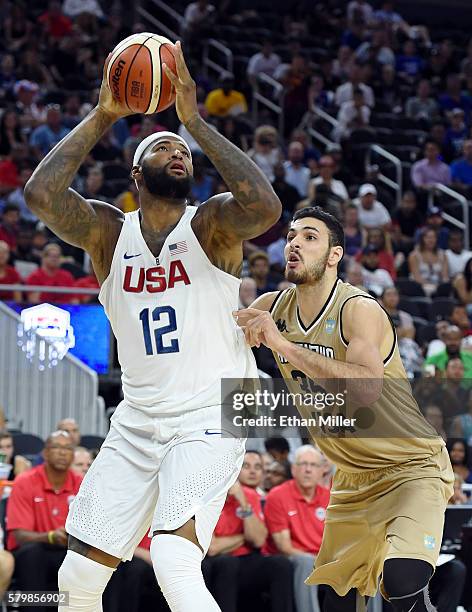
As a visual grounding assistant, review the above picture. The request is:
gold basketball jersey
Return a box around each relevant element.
[270,278,444,472]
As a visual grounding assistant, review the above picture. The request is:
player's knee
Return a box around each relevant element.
[383,558,433,599]
[151,534,203,594]
[58,550,115,606]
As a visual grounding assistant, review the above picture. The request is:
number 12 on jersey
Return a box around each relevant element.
[139,306,179,355]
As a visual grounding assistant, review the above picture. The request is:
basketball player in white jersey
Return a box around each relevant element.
[24,42,281,612]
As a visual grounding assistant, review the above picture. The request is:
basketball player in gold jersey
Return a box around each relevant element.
[235,207,454,612]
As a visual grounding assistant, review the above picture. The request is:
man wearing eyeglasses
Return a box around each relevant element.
[6,430,82,609]
[263,445,329,612]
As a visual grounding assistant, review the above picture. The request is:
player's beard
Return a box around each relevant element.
[141,160,193,200]
[286,246,330,285]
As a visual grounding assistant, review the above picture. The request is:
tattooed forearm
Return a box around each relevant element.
[185,115,281,222]
[27,107,114,202]
[24,107,116,248]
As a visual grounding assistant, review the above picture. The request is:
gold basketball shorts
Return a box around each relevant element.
[305,446,454,598]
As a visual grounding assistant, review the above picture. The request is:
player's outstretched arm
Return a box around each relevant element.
[235,297,386,380]
[164,42,282,241]
[24,60,129,253]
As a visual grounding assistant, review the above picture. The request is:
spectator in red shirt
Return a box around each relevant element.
[264,445,330,612]
[25,243,77,304]
[204,481,293,612]
[0,204,20,253]
[38,1,72,41]
[74,266,99,303]
[0,240,22,301]
[6,431,82,605]
[238,450,265,497]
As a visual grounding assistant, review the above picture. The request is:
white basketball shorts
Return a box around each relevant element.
[66,401,245,561]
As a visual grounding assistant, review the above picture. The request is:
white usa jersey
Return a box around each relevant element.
[99,206,258,416]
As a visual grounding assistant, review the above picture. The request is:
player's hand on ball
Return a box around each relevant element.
[162,41,199,126]
[233,308,286,351]
[98,55,133,120]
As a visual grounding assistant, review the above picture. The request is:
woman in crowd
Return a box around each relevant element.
[408,227,449,295]
[0,109,26,157]
[447,438,472,484]
[452,256,472,313]
[0,432,31,480]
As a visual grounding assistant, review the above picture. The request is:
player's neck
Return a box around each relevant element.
[295,273,338,327]
[139,197,187,234]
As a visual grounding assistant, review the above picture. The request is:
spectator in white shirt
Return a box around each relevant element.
[247,40,282,84]
[405,79,439,122]
[355,27,395,66]
[335,62,375,108]
[182,1,215,38]
[426,320,449,358]
[353,184,391,230]
[308,155,349,204]
[347,0,374,25]
[360,245,394,296]
[247,125,283,182]
[335,87,371,142]
[445,230,472,278]
[62,0,103,18]
[283,141,311,198]
[332,46,355,82]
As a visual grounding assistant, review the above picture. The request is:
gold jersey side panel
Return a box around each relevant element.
[270,279,444,472]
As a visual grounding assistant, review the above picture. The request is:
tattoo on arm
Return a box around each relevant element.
[25,108,116,249]
[185,116,281,238]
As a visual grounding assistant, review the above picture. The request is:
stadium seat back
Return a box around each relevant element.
[395,279,426,297]
[80,435,105,450]
[12,433,44,455]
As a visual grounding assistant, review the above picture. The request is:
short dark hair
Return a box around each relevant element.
[264,436,290,454]
[425,139,440,151]
[245,449,262,458]
[2,204,20,215]
[447,438,469,466]
[446,355,464,366]
[292,206,345,249]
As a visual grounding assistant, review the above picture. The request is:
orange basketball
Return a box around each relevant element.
[106,32,177,114]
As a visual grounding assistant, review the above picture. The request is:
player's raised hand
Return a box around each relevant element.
[162,41,199,126]
[233,308,286,352]
[98,54,134,120]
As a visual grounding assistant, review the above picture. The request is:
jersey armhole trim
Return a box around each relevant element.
[97,215,127,300]
[338,294,397,365]
[269,290,285,315]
